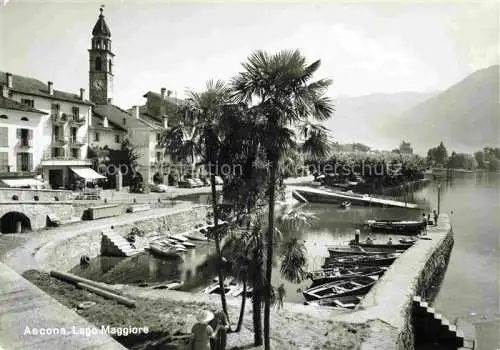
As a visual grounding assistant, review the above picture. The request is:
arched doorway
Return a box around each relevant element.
[0,212,32,233]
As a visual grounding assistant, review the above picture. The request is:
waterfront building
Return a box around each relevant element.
[0,72,92,188]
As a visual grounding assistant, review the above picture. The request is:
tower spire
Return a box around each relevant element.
[92,5,111,37]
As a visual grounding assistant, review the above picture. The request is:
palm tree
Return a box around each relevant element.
[232,49,335,350]
[161,80,232,317]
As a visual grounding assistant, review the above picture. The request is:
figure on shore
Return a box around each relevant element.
[365,236,373,244]
[277,283,286,311]
[209,309,229,350]
[433,210,438,226]
[190,310,218,350]
[387,237,393,245]
[421,213,428,235]
[354,229,361,244]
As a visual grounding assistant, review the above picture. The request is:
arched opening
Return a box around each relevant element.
[0,211,32,233]
[95,56,102,71]
[108,59,112,73]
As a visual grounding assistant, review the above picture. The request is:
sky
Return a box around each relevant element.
[0,0,498,146]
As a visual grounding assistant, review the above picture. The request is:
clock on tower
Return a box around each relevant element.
[89,7,114,105]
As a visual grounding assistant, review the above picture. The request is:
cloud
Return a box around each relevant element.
[330,23,418,78]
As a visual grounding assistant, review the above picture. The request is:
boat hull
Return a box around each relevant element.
[350,242,413,250]
[308,267,386,287]
[365,220,424,234]
[303,276,378,301]
[323,254,400,268]
[305,295,364,309]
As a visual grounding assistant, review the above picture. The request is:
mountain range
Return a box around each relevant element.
[326,65,499,155]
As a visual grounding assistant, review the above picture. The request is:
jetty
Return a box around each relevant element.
[292,186,419,209]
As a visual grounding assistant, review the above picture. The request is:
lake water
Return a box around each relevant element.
[73,173,499,324]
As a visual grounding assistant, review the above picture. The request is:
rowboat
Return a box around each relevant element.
[183,231,208,241]
[399,237,418,244]
[307,266,387,286]
[180,240,196,248]
[339,201,351,209]
[350,241,414,250]
[156,240,188,252]
[302,275,379,301]
[322,253,401,268]
[149,244,183,258]
[150,280,184,290]
[364,219,425,234]
[305,295,363,309]
[327,245,403,257]
[170,234,188,242]
[201,281,244,297]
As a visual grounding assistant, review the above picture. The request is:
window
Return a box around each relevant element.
[17,128,32,147]
[108,59,112,73]
[17,152,32,172]
[95,56,102,71]
[156,152,162,162]
[156,133,162,143]
[21,99,34,108]
[21,117,29,122]
[94,132,100,142]
[122,118,126,125]
[72,107,79,119]
[0,127,7,146]
[115,134,120,143]
[71,148,79,159]
[52,147,63,158]
[51,103,60,114]
[0,152,8,172]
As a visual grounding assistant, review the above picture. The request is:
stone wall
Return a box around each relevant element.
[0,203,77,231]
[0,188,73,202]
[333,214,454,349]
[36,205,210,271]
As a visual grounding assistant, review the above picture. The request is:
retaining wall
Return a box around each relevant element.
[0,188,73,202]
[36,205,210,272]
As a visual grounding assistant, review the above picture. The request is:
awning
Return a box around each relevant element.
[1,178,45,188]
[71,168,106,180]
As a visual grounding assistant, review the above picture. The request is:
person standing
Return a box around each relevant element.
[209,310,229,350]
[277,284,286,311]
[191,310,218,350]
[433,210,438,226]
[421,213,428,235]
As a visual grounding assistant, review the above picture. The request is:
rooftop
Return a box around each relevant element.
[0,71,92,106]
[0,96,47,114]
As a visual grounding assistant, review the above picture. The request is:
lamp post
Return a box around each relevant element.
[437,183,441,215]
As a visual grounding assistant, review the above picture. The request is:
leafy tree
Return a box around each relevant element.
[232,49,334,350]
[427,142,448,167]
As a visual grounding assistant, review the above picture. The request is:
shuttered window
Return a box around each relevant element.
[17,152,33,172]
[0,127,8,146]
[0,152,8,172]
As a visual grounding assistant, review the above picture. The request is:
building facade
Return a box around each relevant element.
[0,72,93,188]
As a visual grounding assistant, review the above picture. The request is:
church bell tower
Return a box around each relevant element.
[89,6,114,105]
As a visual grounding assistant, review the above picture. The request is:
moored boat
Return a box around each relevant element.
[364,219,425,234]
[150,280,184,290]
[183,231,208,241]
[149,244,182,258]
[327,245,403,257]
[350,241,414,250]
[322,253,401,268]
[399,237,418,244]
[302,275,379,301]
[305,295,364,309]
[307,266,387,286]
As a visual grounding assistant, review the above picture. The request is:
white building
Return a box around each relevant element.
[0,71,93,188]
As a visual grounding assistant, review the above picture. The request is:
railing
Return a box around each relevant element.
[51,136,69,144]
[51,111,68,124]
[69,136,87,144]
[69,115,86,125]
[19,139,33,148]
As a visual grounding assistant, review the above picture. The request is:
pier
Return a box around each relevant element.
[292,186,420,209]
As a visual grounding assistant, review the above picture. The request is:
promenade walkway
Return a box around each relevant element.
[0,262,125,350]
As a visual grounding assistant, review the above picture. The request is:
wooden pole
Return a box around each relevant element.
[437,184,441,215]
[49,270,122,295]
[76,282,136,308]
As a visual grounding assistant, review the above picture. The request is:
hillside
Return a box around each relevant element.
[326,91,435,151]
[383,65,500,154]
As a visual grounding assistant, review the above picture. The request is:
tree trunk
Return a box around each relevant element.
[252,289,263,346]
[236,278,247,332]
[264,159,277,350]
[211,172,229,319]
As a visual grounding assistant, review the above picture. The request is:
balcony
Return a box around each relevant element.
[51,136,69,145]
[18,139,33,148]
[69,136,87,147]
[51,111,68,125]
[40,150,91,167]
[69,115,86,126]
